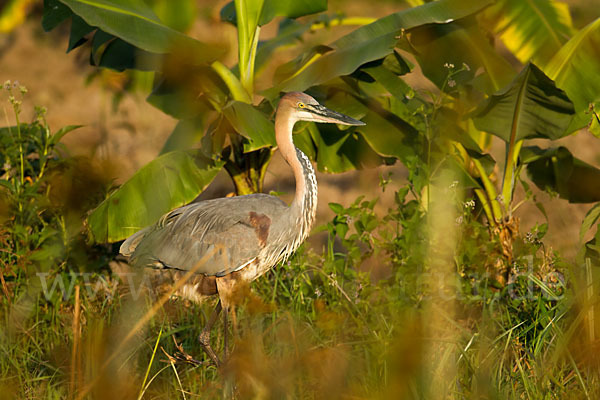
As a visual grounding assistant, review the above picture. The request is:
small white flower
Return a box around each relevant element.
[525,232,535,243]
[448,79,456,88]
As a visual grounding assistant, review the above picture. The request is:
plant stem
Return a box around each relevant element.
[501,139,523,216]
[224,147,273,195]
[474,188,495,226]
[472,158,502,225]
[235,0,263,99]
[15,111,24,186]
[211,61,251,104]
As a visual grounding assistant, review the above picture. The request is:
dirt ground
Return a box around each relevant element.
[0,2,597,261]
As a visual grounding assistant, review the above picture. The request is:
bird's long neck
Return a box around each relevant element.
[275,109,318,238]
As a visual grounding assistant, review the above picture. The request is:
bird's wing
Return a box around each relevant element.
[125,194,288,276]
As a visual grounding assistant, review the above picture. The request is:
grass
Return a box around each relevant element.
[2,183,600,399]
[1,82,599,400]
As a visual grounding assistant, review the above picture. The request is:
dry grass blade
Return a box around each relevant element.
[75,245,226,400]
[69,285,81,398]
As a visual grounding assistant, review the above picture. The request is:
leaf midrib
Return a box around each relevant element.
[548,17,600,81]
[510,66,531,147]
[62,0,172,31]
[525,0,562,49]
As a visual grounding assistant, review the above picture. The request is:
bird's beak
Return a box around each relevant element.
[306,104,366,126]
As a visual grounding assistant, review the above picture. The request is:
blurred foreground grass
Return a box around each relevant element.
[1,83,600,400]
[2,174,600,399]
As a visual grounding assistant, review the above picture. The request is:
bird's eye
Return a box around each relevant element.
[298,102,305,108]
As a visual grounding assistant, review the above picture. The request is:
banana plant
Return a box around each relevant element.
[471,63,578,223]
[382,7,600,265]
[42,0,495,243]
[480,0,600,131]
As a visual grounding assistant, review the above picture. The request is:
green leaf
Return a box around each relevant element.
[581,203,600,242]
[253,18,312,74]
[361,62,414,101]
[212,60,252,103]
[309,123,382,173]
[328,202,344,214]
[259,0,327,25]
[401,20,515,93]
[435,108,496,176]
[67,15,94,52]
[159,117,206,155]
[147,69,221,119]
[590,111,600,138]
[521,146,600,203]
[577,227,600,266]
[265,0,494,97]
[152,0,197,32]
[42,0,72,31]
[319,88,420,164]
[473,63,575,143]
[431,157,482,189]
[58,0,223,63]
[292,122,317,160]
[382,50,413,76]
[50,125,82,145]
[222,101,276,152]
[544,18,600,113]
[95,38,161,71]
[272,44,333,85]
[482,0,573,66]
[88,151,224,243]
[357,105,421,163]
[221,0,326,26]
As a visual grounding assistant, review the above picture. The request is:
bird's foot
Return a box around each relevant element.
[166,336,205,366]
[199,330,222,367]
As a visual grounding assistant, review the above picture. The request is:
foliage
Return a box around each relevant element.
[87,151,224,242]
[481,0,574,66]
[0,83,114,300]
[40,0,600,249]
[1,173,594,398]
[42,0,500,243]
[2,0,600,398]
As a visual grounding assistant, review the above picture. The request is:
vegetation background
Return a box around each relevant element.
[1,0,600,399]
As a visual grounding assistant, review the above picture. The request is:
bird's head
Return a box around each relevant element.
[278,92,365,126]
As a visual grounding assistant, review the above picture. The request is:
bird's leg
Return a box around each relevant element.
[222,304,239,363]
[199,300,222,366]
[223,306,229,361]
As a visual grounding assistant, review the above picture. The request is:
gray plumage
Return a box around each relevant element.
[121,149,316,279]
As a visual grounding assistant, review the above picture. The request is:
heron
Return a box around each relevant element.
[119,92,365,366]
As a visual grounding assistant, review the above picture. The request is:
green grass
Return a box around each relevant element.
[1,83,599,399]
[2,189,600,399]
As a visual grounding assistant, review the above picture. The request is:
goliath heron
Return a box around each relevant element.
[119,92,365,365]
